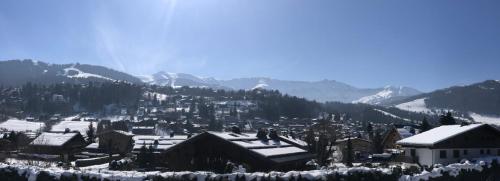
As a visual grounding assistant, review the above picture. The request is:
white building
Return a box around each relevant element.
[397,124,500,166]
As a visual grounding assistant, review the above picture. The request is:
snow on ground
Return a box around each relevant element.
[354,88,394,104]
[0,119,45,132]
[2,156,499,181]
[63,65,114,81]
[373,109,413,123]
[63,115,80,121]
[395,98,433,114]
[400,156,500,181]
[252,79,269,90]
[51,121,96,136]
[0,162,392,181]
[101,115,131,122]
[469,112,500,125]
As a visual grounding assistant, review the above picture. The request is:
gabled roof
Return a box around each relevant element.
[206,132,313,162]
[31,132,81,146]
[165,131,314,163]
[397,124,485,147]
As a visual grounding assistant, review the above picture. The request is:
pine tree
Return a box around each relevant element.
[372,131,383,154]
[268,129,279,140]
[421,117,432,132]
[345,138,353,167]
[256,128,268,141]
[439,112,456,125]
[366,122,374,140]
[86,122,95,143]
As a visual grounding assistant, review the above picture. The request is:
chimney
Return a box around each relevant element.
[231,126,241,134]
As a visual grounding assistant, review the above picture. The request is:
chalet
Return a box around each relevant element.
[397,124,500,166]
[28,132,87,161]
[381,127,414,150]
[336,138,372,162]
[162,131,314,172]
[98,130,134,155]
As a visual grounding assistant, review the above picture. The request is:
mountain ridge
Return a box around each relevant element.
[141,71,422,103]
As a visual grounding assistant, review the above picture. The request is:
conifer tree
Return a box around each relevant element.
[346,138,353,167]
[421,117,432,132]
[86,122,95,143]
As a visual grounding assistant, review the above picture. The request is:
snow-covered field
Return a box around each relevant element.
[63,65,114,81]
[51,121,96,136]
[395,98,433,114]
[0,119,45,132]
[469,113,500,125]
[373,109,413,123]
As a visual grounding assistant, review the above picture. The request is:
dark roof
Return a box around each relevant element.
[164,131,314,163]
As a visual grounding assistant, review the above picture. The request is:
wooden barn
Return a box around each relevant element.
[98,130,135,155]
[27,132,87,161]
[162,131,314,172]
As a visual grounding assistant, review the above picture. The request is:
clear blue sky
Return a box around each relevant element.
[1,0,499,91]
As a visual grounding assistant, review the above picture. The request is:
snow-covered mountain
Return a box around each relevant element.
[137,71,223,89]
[391,80,500,125]
[141,72,422,103]
[353,86,422,105]
[0,59,142,86]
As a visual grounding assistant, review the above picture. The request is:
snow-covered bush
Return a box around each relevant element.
[0,157,498,181]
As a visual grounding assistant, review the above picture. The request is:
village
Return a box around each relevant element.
[0,85,499,181]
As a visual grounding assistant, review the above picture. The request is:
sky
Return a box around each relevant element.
[0,0,499,91]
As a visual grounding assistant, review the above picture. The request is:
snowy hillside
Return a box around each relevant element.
[353,86,421,105]
[392,80,500,125]
[0,59,142,86]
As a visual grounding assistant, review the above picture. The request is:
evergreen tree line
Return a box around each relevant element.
[18,82,142,115]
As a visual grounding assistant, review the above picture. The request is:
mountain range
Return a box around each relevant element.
[137,71,422,104]
[390,80,500,120]
[1,59,499,125]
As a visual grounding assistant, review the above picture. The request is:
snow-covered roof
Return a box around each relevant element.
[31,132,80,146]
[252,147,308,157]
[113,130,134,136]
[208,132,256,141]
[397,124,484,146]
[397,128,413,139]
[0,119,45,132]
[206,132,313,162]
[233,140,290,149]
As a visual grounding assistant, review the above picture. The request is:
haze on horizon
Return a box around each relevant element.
[1,0,499,91]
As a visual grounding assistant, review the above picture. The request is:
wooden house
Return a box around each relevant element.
[98,130,134,155]
[28,132,87,161]
[162,131,314,172]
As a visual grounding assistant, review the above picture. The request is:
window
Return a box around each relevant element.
[463,150,468,155]
[440,150,447,159]
[487,149,491,155]
[453,150,460,158]
[410,149,416,157]
[480,149,485,155]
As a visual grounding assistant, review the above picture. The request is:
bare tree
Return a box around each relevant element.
[305,119,340,166]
